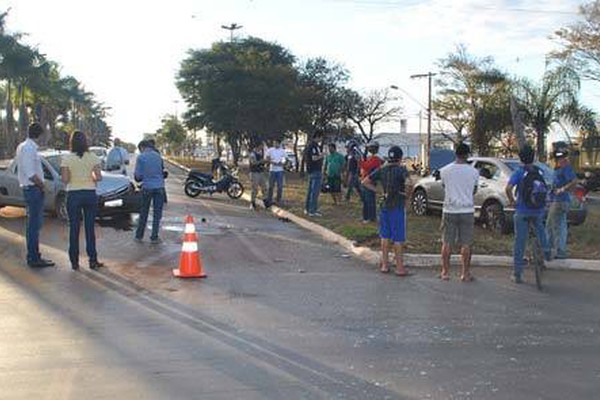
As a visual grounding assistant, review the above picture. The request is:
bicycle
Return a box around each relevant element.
[525,215,544,291]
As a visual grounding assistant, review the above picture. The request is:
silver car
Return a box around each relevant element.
[0,150,141,220]
[410,157,587,234]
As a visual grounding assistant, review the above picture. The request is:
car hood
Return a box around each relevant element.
[96,172,131,196]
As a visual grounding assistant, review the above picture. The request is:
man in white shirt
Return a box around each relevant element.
[15,123,55,268]
[265,138,287,207]
[439,143,479,282]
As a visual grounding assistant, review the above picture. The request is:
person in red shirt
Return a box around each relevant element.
[360,141,383,223]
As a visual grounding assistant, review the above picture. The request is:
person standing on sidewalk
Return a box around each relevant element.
[304,131,325,216]
[360,141,383,223]
[439,143,479,282]
[60,131,104,270]
[344,140,363,202]
[362,146,410,276]
[265,138,287,207]
[505,144,551,284]
[134,140,166,244]
[248,142,268,210]
[546,144,577,259]
[15,122,55,268]
[324,143,345,205]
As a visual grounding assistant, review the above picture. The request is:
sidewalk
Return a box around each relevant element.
[167,158,600,273]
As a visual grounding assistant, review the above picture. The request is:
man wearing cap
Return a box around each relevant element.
[439,143,479,282]
[546,146,577,259]
[362,146,410,276]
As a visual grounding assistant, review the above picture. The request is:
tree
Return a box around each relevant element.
[296,57,349,136]
[341,88,399,143]
[177,37,299,164]
[434,45,512,155]
[553,1,600,82]
[513,66,581,160]
[156,114,187,155]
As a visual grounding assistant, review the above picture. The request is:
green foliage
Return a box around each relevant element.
[177,37,299,153]
[553,1,600,82]
[434,45,512,155]
[156,115,187,154]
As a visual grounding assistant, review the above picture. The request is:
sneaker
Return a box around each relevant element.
[303,209,308,215]
[134,236,143,243]
[554,253,568,260]
[249,203,256,210]
[150,237,162,245]
[309,212,322,217]
[511,274,523,284]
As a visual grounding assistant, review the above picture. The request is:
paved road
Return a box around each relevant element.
[1,162,599,399]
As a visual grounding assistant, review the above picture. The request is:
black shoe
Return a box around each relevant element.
[28,260,54,268]
[40,258,55,267]
[71,263,80,270]
[89,260,105,270]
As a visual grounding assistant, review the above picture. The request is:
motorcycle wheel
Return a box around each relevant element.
[227,181,244,199]
[184,181,201,198]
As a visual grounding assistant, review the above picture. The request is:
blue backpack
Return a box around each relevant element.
[520,166,548,209]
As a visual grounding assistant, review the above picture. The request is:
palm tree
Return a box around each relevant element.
[514,66,581,160]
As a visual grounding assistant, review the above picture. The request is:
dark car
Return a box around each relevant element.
[0,150,141,220]
[411,156,588,234]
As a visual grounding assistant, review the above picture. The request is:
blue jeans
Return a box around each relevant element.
[305,171,322,214]
[22,186,44,263]
[546,201,569,257]
[267,171,284,205]
[136,188,165,240]
[513,213,550,277]
[362,185,377,221]
[67,190,98,264]
[345,173,361,201]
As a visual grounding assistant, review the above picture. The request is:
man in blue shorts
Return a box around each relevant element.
[362,146,410,276]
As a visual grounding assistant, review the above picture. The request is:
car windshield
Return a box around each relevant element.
[44,155,61,174]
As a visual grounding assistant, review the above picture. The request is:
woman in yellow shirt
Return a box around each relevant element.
[60,131,104,270]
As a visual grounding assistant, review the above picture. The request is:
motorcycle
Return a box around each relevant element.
[184,159,244,199]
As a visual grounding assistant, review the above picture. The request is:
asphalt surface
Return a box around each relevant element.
[1,160,599,399]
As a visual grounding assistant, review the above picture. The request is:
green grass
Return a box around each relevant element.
[172,157,599,259]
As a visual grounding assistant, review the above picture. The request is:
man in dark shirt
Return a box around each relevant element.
[344,141,362,202]
[363,146,410,276]
[304,131,325,217]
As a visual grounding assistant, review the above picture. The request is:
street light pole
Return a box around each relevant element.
[221,23,243,42]
[410,72,436,171]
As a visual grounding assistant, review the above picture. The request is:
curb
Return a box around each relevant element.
[166,158,600,273]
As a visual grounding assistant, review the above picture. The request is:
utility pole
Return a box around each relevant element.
[221,23,243,42]
[410,72,436,171]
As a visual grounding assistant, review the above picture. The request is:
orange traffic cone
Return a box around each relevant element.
[173,215,207,278]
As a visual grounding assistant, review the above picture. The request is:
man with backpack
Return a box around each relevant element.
[439,143,480,282]
[362,146,410,276]
[505,145,551,284]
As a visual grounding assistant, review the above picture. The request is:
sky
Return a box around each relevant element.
[2,0,594,144]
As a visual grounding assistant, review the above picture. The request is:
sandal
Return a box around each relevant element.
[379,262,391,273]
[460,274,475,282]
[439,273,450,281]
[395,269,412,277]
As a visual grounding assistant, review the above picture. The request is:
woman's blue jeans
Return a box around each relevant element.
[267,171,284,205]
[67,190,98,264]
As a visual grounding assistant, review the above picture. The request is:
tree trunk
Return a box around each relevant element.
[6,81,15,155]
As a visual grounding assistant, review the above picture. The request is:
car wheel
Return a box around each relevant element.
[184,181,201,198]
[227,182,244,199]
[482,201,509,234]
[55,193,68,221]
[411,188,429,216]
